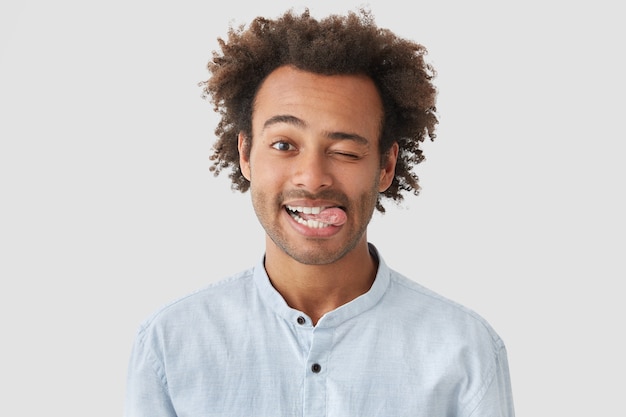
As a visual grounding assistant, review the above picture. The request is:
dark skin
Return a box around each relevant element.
[203,9,437,323]
[204,9,438,214]
[238,66,398,324]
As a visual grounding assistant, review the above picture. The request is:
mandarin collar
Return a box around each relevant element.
[253,243,390,328]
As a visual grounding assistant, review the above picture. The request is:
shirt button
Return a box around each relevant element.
[311,363,322,373]
[297,316,306,325]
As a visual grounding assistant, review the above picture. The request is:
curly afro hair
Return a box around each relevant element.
[201,8,438,212]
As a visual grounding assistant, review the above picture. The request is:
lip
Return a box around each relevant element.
[282,199,345,210]
[282,201,345,238]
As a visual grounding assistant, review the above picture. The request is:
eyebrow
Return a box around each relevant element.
[262,114,370,145]
[263,114,306,131]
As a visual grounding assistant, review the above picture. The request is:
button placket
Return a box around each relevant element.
[303,327,333,416]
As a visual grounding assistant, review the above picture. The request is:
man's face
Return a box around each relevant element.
[239,65,397,265]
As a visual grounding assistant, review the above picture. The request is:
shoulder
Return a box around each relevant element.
[384,268,505,352]
[383,269,512,412]
[136,267,256,337]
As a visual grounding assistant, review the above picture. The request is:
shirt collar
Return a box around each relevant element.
[253,243,391,328]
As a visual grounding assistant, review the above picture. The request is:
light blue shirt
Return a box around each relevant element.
[124,245,515,416]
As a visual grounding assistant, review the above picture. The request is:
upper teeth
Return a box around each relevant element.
[287,205,322,214]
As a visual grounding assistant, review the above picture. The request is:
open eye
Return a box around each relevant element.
[271,141,296,151]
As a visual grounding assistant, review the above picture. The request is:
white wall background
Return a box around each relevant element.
[1,0,623,415]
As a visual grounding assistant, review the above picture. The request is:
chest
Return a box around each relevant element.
[164,319,466,417]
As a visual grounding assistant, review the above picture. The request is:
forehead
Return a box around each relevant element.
[252,66,383,140]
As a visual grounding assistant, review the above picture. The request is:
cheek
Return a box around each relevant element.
[349,163,384,188]
[249,159,286,188]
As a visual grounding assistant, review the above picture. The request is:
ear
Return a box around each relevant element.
[238,132,251,181]
[378,142,398,192]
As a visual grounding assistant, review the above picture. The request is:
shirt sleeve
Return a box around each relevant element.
[124,328,178,417]
[466,344,516,417]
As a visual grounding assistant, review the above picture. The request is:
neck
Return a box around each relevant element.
[264,238,377,325]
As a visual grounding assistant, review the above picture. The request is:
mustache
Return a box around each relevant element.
[278,189,350,207]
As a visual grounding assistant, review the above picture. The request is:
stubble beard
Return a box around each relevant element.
[250,184,380,266]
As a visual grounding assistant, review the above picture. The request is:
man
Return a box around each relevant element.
[124,8,515,417]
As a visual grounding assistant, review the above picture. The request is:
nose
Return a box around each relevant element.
[291,149,333,192]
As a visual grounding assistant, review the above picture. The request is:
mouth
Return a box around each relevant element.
[285,205,346,229]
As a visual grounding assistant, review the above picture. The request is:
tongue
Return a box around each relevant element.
[300,207,347,226]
